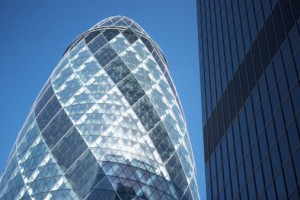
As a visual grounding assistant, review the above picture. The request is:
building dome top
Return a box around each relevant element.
[90,16,147,36]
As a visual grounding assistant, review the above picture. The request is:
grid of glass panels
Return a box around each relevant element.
[0,16,199,200]
[197,0,300,199]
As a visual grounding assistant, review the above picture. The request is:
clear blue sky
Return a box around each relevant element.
[0,0,205,199]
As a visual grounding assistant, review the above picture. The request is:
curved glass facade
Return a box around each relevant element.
[0,16,199,200]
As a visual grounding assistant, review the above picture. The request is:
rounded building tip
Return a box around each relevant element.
[90,16,147,35]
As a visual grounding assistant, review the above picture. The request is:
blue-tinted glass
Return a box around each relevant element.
[242,132,250,154]
[205,164,211,185]
[118,74,145,106]
[290,192,300,200]
[286,63,298,88]
[294,149,300,182]
[216,146,222,170]
[221,137,228,161]
[85,30,101,44]
[273,53,284,79]
[103,29,120,41]
[252,88,261,113]
[104,57,131,84]
[165,153,188,196]
[35,85,54,116]
[149,122,174,162]
[36,95,62,131]
[251,143,260,170]
[238,164,245,189]
[266,67,276,90]
[239,110,247,131]
[229,150,236,175]
[225,182,232,199]
[122,28,138,44]
[245,99,254,122]
[278,75,289,101]
[283,161,297,194]
[235,140,242,164]
[210,155,216,178]
[232,173,239,198]
[217,168,224,190]
[278,134,291,164]
[255,110,264,133]
[133,96,160,131]
[291,85,300,114]
[287,121,300,153]
[140,36,154,53]
[255,168,264,196]
[281,41,292,66]
[52,127,88,172]
[245,153,253,179]
[267,183,276,199]
[94,44,118,67]
[42,109,73,149]
[88,34,107,54]
[289,27,300,53]
[248,177,256,199]
[207,186,212,200]
[275,173,287,199]
[233,119,240,143]
[248,121,257,145]
[270,87,280,112]
[262,99,272,123]
[266,121,276,148]
[262,157,273,186]
[212,178,218,199]
[66,150,106,199]
[274,111,285,136]
[227,130,234,152]
[223,159,230,183]
[270,145,281,175]
[258,133,268,159]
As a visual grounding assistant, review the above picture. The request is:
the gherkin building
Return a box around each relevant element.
[0,16,199,200]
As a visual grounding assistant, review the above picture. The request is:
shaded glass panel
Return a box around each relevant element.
[117,74,145,105]
[122,28,138,44]
[87,34,107,54]
[94,44,118,67]
[149,122,175,162]
[104,57,131,84]
[103,29,120,41]
[35,85,54,116]
[140,36,154,53]
[65,150,106,199]
[133,96,160,131]
[85,30,101,44]
[41,109,73,149]
[52,127,88,172]
[165,153,188,198]
[36,95,62,131]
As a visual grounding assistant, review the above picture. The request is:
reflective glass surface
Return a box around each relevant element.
[197,0,300,199]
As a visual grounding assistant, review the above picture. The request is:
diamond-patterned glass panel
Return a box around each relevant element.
[88,34,107,54]
[94,44,118,67]
[117,74,145,106]
[104,56,131,84]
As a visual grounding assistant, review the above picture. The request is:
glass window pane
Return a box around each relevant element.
[118,74,145,106]
[94,44,118,67]
[104,57,131,84]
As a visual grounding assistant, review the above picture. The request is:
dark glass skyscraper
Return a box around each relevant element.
[0,16,199,199]
[197,0,300,199]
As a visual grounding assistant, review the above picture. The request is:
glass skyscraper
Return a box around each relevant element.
[197,0,300,199]
[0,16,199,200]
